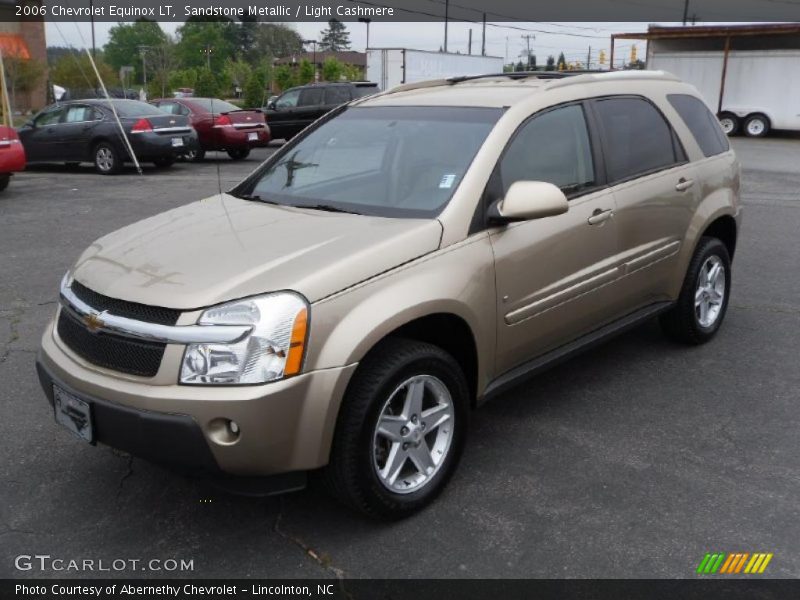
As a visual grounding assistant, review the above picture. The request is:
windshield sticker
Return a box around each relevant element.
[439,174,456,189]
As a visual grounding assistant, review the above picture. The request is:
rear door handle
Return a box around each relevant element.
[587,208,614,225]
[675,178,694,192]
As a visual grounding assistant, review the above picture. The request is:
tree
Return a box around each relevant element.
[194,68,219,97]
[546,55,555,71]
[274,64,295,91]
[297,59,315,85]
[168,68,198,91]
[557,52,567,71]
[243,67,267,108]
[252,23,304,62]
[625,59,646,70]
[46,46,72,66]
[529,54,537,70]
[225,59,252,93]
[514,60,524,72]
[146,40,178,98]
[176,18,235,72]
[318,19,351,51]
[3,56,45,112]
[322,57,343,82]
[50,53,115,91]
[103,19,168,85]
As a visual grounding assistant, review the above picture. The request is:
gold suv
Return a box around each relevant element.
[37,71,741,518]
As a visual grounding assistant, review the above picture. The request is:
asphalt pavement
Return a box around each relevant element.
[1,139,798,579]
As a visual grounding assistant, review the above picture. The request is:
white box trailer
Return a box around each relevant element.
[367,48,504,91]
[649,49,800,136]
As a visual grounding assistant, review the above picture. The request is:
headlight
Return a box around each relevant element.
[180,293,308,385]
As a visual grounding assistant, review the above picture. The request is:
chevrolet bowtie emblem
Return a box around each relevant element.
[169,119,176,124]
[83,312,105,333]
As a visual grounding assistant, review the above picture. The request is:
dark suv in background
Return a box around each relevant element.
[264,81,378,140]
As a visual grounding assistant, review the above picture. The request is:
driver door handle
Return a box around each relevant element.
[675,178,694,192]
[587,208,614,225]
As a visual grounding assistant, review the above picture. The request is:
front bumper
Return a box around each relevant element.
[38,318,357,477]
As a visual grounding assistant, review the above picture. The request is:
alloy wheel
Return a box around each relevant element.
[96,147,114,172]
[372,374,455,494]
[695,255,726,328]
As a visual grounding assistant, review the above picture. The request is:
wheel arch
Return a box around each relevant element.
[701,214,738,259]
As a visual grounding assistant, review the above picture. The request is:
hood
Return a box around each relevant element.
[71,194,442,309]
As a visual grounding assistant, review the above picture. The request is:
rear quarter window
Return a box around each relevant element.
[593,96,683,183]
[668,94,730,158]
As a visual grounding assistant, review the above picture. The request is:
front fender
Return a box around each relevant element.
[306,234,497,391]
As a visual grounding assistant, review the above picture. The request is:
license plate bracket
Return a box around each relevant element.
[53,385,94,443]
[171,137,184,147]
[247,132,258,141]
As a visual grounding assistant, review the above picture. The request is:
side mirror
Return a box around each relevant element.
[23,120,35,128]
[490,181,569,223]
[267,101,277,110]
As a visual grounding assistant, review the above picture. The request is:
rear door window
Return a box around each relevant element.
[324,86,351,105]
[298,88,324,107]
[667,94,729,157]
[593,97,683,182]
[64,105,94,122]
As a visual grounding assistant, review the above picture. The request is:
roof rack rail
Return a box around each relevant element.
[546,70,680,89]
[445,70,607,84]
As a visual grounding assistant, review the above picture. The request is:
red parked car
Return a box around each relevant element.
[0,125,26,191]
[151,97,269,161]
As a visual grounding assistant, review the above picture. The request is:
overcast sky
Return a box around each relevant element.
[47,21,675,67]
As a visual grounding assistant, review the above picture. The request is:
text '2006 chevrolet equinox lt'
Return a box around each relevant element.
[37,71,741,519]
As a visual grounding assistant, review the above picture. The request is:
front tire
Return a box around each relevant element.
[227,147,250,160]
[0,174,9,191]
[743,113,770,138]
[660,237,731,345]
[93,142,121,175]
[323,338,469,520]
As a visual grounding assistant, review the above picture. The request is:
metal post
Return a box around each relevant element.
[90,0,96,57]
[359,18,371,50]
[682,0,690,26]
[482,13,486,56]
[587,46,591,70]
[444,0,449,52]
[610,36,616,71]
[468,29,472,55]
[718,35,731,114]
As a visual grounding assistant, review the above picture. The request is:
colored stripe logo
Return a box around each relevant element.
[697,552,773,574]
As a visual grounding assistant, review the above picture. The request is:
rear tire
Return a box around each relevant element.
[323,338,469,520]
[660,237,731,345]
[93,142,121,175]
[0,174,9,191]
[153,156,175,169]
[227,147,250,160]
[743,113,770,138]
[718,113,739,136]
[184,149,205,162]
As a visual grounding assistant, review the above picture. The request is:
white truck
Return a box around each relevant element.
[367,48,504,92]
[649,49,800,137]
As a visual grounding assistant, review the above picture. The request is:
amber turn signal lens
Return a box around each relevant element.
[284,308,308,376]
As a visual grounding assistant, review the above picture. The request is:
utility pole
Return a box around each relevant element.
[682,0,690,25]
[587,46,591,70]
[201,44,213,69]
[481,13,486,57]
[468,29,472,55]
[358,17,371,50]
[521,34,534,70]
[138,45,149,87]
[444,0,449,53]
[89,0,96,57]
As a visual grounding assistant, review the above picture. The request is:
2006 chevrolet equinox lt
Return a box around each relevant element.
[37,71,742,519]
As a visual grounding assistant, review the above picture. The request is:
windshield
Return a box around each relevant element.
[239,106,502,218]
[190,98,243,113]
[109,100,164,117]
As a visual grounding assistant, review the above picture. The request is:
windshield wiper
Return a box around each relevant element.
[297,204,361,215]
[231,192,280,205]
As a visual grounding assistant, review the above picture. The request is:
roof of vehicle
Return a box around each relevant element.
[359,70,683,108]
